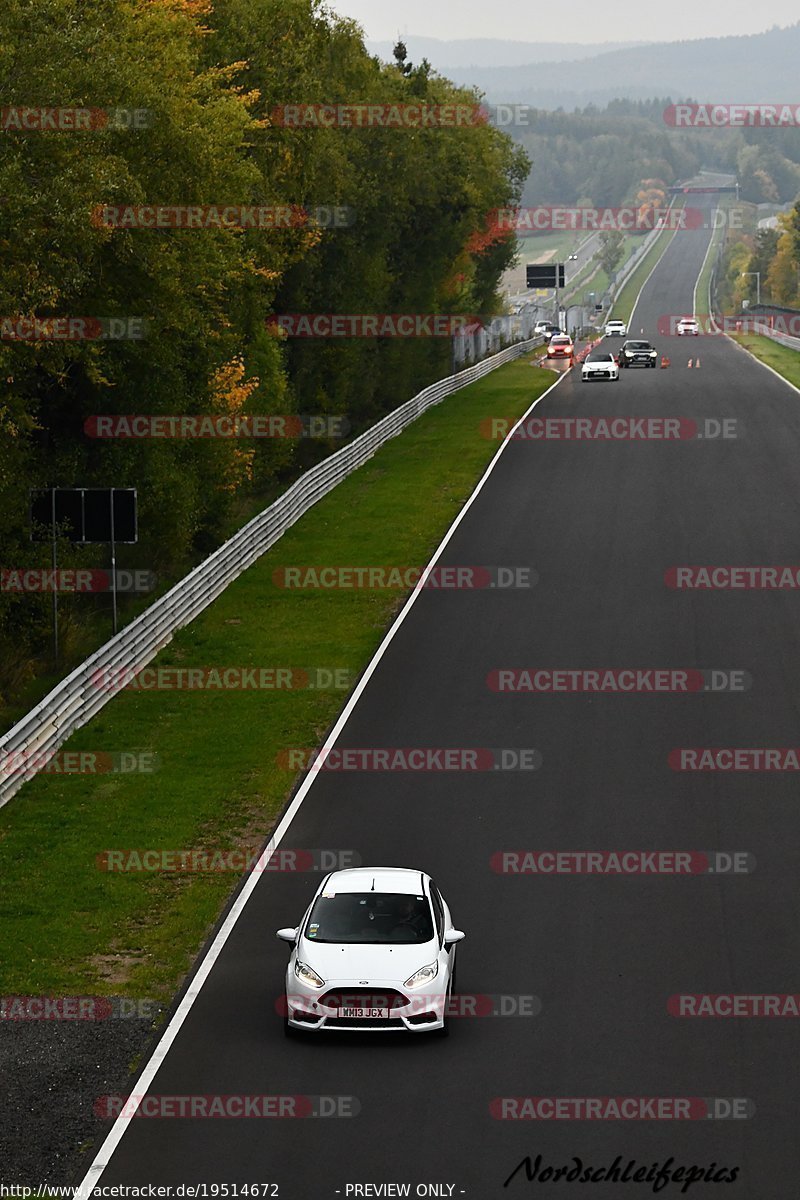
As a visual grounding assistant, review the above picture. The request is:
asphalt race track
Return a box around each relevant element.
[85,194,800,1198]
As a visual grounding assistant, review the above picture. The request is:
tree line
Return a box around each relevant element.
[0,0,528,702]
[515,102,800,208]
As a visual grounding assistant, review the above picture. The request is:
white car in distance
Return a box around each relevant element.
[277,866,465,1037]
[677,317,699,335]
[582,351,620,382]
[605,319,627,337]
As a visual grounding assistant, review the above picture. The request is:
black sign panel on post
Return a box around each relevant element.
[29,488,138,650]
[526,263,566,289]
[30,489,137,544]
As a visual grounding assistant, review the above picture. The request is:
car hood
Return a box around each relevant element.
[298,938,438,982]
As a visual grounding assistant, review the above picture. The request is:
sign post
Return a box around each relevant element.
[30,488,138,651]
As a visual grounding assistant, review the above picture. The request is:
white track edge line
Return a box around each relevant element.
[724,332,800,398]
[76,363,568,1197]
[693,209,718,318]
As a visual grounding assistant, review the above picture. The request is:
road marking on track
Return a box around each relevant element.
[75,360,569,1198]
[693,210,718,318]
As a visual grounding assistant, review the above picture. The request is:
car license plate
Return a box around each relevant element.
[338,1006,390,1018]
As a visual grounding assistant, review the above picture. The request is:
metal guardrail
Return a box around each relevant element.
[0,335,543,810]
[453,310,540,369]
[750,321,800,351]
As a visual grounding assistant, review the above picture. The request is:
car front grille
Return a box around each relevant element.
[320,988,409,1009]
[324,1016,405,1028]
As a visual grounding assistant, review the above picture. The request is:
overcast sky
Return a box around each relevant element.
[327,0,797,45]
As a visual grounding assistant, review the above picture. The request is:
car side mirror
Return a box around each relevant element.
[276,927,299,944]
[444,929,466,945]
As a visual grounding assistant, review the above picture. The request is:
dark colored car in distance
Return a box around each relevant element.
[618,339,658,368]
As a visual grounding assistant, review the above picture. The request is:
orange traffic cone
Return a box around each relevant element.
[661,355,670,368]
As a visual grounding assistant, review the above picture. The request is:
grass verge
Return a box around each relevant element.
[730,332,800,390]
[0,354,556,998]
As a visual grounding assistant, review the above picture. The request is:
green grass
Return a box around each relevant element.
[516,228,590,264]
[0,355,555,998]
[730,332,800,390]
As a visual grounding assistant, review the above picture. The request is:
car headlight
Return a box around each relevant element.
[404,962,439,989]
[295,960,325,988]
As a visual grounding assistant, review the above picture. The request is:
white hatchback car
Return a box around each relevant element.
[677,317,699,336]
[605,319,627,337]
[277,867,465,1036]
[582,351,620,382]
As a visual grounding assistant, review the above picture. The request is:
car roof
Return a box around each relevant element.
[322,867,429,895]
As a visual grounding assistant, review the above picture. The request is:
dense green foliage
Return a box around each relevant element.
[715,205,800,313]
[0,0,528,700]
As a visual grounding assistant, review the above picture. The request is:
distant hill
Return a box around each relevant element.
[366,36,646,70]
[373,23,800,109]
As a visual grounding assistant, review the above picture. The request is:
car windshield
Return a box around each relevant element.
[627,341,651,349]
[591,353,614,362]
[552,337,570,344]
[305,891,435,944]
